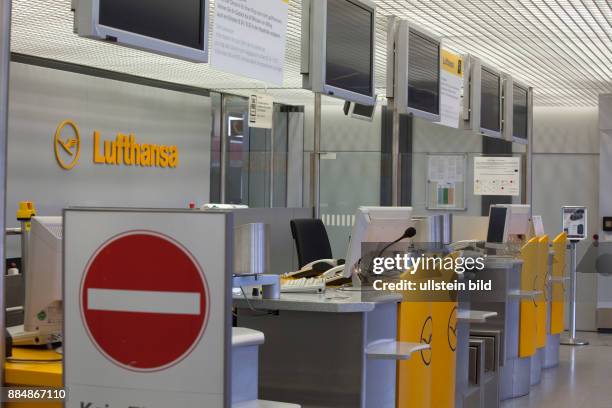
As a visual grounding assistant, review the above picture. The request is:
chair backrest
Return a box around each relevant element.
[290,219,333,268]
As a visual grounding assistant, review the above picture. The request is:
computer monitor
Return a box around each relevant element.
[75,0,210,62]
[506,204,531,235]
[390,21,441,121]
[486,206,509,249]
[11,216,63,345]
[301,0,377,106]
[343,207,414,282]
[480,66,502,138]
[512,83,530,143]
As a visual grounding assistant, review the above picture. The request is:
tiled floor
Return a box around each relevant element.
[501,332,612,408]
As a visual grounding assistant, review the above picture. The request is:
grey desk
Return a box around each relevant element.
[469,256,534,401]
[234,289,426,408]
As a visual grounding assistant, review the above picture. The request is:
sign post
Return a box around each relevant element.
[560,206,589,346]
[64,209,232,407]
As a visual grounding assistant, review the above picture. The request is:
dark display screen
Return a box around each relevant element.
[326,0,374,97]
[408,30,440,115]
[513,85,529,140]
[99,0,205,50]
[480,68,501,132]
[353,102,375,118]
[487,207,508,244]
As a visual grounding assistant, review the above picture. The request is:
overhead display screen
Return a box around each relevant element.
[325,0,374,97]
[99,0,206,50]
[513,85,529,140]
[408,30,440,115]
[480,68,501,132]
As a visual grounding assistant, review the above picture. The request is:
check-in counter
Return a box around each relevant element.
[544,232,568,368]
[469,255,537,400]
[234,289,428,408]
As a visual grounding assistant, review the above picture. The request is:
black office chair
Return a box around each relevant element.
[290,219,333,268]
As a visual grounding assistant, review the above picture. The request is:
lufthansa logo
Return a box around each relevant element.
[447,306,458,352]
[420,315,433,366]
[54,120,81,170]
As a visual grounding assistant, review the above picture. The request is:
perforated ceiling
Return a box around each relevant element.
[9,0,612,107]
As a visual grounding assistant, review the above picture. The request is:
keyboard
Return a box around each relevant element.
[281,277,326,294]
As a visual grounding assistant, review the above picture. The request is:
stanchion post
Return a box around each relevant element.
[561,240,589,346]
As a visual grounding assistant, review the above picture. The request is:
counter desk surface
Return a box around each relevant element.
[233,288,403,313]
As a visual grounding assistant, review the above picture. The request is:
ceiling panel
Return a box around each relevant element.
[9,0,612,107]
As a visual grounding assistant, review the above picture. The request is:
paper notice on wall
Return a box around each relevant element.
[428,155,465,183]
[474,157,521,196]
[438,49,464,128]
[248,94,274,129]
[211,0,289,85]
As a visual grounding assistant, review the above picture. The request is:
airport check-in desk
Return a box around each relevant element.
[234,289,427,408]
[468,256,534,400]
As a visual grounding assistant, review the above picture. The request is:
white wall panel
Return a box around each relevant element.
[6,62,212,256]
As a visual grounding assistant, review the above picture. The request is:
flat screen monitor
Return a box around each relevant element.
[8,217,63,346]
[325,0,374,98]
[506,204,531,235]
[486,207,508,247]
[513,84,529,141]
[480,67,501,136]
[407,30,440,116]
[344,207,414,283]
[76,0,210,62]
[302,0,376,105]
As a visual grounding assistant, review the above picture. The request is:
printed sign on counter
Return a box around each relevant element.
[474,156,521,196]
[248,94,274,129]
[64,209,231,408]
[438,49,464,129]
[211,0,289,85]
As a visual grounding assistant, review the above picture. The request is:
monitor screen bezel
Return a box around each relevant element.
[479,64,503,139]
[322,0,377,105]
[77,0,210,62]
[512,82,530,145]
[301,0,377,106]
[405,28,441,121]
[392,22,442,122]
[485,205,510,249]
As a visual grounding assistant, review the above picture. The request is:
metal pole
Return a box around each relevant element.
[311,92,321,218]
[220,94,227,203]
[0,0,11,386]
[525,88,534,214]
[389,97,401,206]
[561,241,589,346]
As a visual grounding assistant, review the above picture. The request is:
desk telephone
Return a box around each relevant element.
[283,258,351,286]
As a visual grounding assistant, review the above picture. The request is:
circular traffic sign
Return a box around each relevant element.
[80,231,209,372]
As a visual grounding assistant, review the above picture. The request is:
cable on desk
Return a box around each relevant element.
[239,287,277,318]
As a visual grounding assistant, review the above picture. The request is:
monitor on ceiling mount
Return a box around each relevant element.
[480,64,503,138]
[301,0,377,106]
[74,0,210,62]
[390,21,441,121]
[512,81,531,144]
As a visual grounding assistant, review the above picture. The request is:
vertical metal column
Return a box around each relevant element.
[220,94,227,203]
[389,98,401,206]
[526,88,534,213]
[561,241,589,346]
[0,0,11,386]
[311,92,321,218]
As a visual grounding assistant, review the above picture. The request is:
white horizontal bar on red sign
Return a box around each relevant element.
[87,289,201,315]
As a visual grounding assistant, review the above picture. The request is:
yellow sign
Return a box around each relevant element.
[54,120,81,170]
[441,49,463,77]
[54,120,179,170]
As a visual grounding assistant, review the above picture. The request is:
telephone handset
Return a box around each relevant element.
[285,259,345,279]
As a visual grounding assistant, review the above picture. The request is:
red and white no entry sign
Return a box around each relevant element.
[80,231,209,372]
